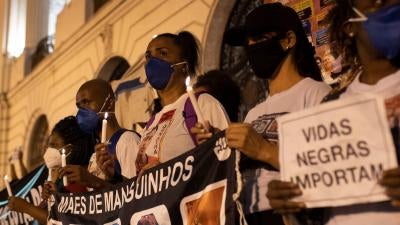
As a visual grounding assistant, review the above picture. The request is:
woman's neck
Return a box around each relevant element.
[359,58,398,85]
[268,53,304,96]
[159,84,186,106]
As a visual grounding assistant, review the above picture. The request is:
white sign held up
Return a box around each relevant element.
[278,94,397,208]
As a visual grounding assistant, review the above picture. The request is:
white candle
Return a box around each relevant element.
[101,112,108,143]
[61,148,68,186]
[4,175,12,196]
[47,169,52,181]
[185,76,206,125]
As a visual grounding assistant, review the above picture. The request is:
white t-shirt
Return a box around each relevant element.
[136,93,229,172]
[88,131,140,179]
[326,70,400,225]
[242,78,331,214]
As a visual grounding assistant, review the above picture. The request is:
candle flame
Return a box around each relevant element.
[61,148,66,155]
[4,175,8,181]
[185,76,191,87]
[104,112,109,119]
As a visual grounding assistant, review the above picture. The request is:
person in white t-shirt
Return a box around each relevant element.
[215,3,330,224]
[136,31,229,173]
[267,1,400,224]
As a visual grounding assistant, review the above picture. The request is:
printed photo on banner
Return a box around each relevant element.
[277,95,398,208]
[180,180,227,225]
[130,205,171,225]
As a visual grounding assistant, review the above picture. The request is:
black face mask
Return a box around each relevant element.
[246,37,288,79]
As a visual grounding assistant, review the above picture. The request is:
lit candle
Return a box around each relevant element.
[4,175,12,196]
[101,112,108,143]
[185,76,206,126]
[47,169,52,182]
[61,148,68,186]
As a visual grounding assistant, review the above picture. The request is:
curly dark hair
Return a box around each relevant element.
[327,0,400,68]
[52,116,95,166]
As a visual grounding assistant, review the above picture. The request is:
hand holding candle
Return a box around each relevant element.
[101,112,109,143]
[185,76,206,127]
[4,175,12,196]
[61,148,68,186]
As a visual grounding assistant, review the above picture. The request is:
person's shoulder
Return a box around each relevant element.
[197,92,219,102]
[197,92,225,109]
[118,130,140,145]
[302,78,331,98]
[303,78,331,90]
[245,99,268,122]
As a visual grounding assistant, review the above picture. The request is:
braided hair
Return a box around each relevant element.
[52,116,95,166]
[155,31,200,75]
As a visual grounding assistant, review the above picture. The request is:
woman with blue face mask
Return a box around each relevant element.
[136,31,229,174]
[267,0,400,225]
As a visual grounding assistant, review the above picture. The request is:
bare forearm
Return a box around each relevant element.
[23,204,48,225]
[259,141,280,169]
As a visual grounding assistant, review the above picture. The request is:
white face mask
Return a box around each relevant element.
[43,147,61,169]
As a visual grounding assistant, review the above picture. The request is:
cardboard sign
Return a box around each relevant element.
[278,95,398,208]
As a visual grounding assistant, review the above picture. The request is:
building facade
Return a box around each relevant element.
[0,0,263,185]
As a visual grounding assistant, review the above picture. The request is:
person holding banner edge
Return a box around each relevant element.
[136,31,229,174]
[8,116,95,225]
[219,3,331,225]
[267,0,400,224]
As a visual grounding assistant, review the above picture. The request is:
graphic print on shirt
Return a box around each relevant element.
[251,112,288,142]
[136,109,176,173]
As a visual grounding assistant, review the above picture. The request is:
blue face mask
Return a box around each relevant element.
[76,107,100,134]
[145,57,187,90]
[349,5,400,60]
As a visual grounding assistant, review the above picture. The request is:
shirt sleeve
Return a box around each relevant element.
[305,82,332,108]
[115,132,141,178]
[197,93,230,131]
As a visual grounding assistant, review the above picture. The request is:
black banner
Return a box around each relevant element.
[0,165,48,225]
[49,131,239,225]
